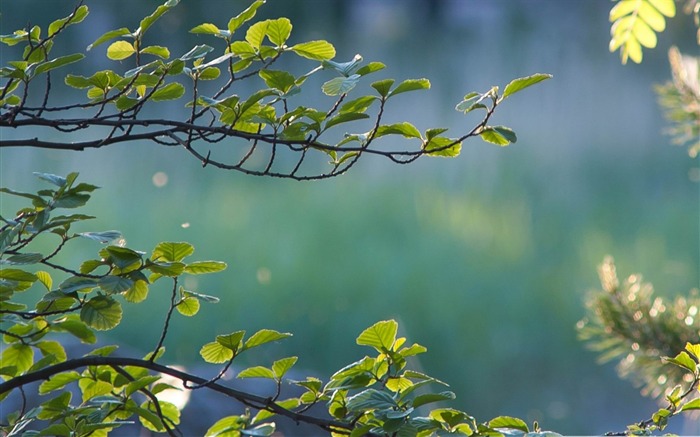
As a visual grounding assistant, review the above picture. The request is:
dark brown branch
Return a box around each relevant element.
[0,356,351,434]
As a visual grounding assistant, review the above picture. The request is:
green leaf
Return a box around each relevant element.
[39,371,81,394]
[216,331,246,351]
[184,261,227,274]
[325,112,370,130]
[124,279,149,303]
[648,0,676,17]
[424,136,462,157]
[36,340,67,362]
[198,67,220,80]
[176,296,200,316]
[180,44,214,61]
[36,270,52,290]
[412,391,456,408]
[388,78,430,97]
[138,0,180,36]
[205,416,247,436]
[115,96,139,111]
[77,230,122,243]
[34,171,67,186]
[87,28,132,51]
[0,268,38,282]
[98,275,134,294]
[148,261,186,276]
[152,241,195,262]
[502,73,552,100]
[272,356,298,378]
[356,61,386,76]
[246,20,269,49]
[100,246,143,270]
[140,45,170,59]
[663,351,697,372]
[322,74,360,96]
[243,329,292,350]
[106,41,136,61]
[228,0,266,34]
[680,398,700,411]
[80,295,123,330]
[151,82,185,101]
[266,17,292,46]
[375,122,422,139]
[238,365,275,379]
[1,344,33,374]
[126,375,161,398]
[259,70,296,93]
[356,320,398,351]
[190,23,221,35]
[323,54,364,76]
[34,54,85,75]
[290,40,336,61]
[200,341,234,363]
[184,289,220,303]
[2,253,43,265]
[480,126,516,146]
[371,79,394,97]
[49,5,89,36]
[53,316,96,343]
[139,400,180,432]
[339,96,377,114]
[489,416,529,432]
[638,1,666,31]
[345,388,396,412]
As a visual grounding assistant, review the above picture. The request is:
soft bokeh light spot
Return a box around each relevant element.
[181,222,190,228]
[152,171,168,187]
[156,366,190,410]
[257,267,271,285]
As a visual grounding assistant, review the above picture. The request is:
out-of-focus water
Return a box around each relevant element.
[1,1,698,434]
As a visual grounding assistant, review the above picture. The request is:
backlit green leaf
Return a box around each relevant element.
[648,0,675,17]
[356,319,397,351]
[190,23,221,35]
[266,17,292,46]
[388,78,430,97]
[272,356,298,378]
[325,112,369,130]
[140,45,170,59]
[1,344,33,374]
[48,5,89,37]
[259,70,296,93]
[228,0,266,34]
[216,331,246,351]
[184,261,227,274]
[80,295,122,330]
[176,296,200,316]
[0,268,38,282]
[246,20,269,49]
[152,241,194,262]
[200,341,234,363]
[322,74,360,96]
[124,279,149,303]
[424,136,462,157]
[291,40,336,61]
[151,82,185,101]
[39,371,81,394]
[106,41,136,61]
[356,61,386,76]
[412,391,456,408]
[243,329,292,350]
[77,231,122,243]
[238,365,275,379]
[139,0,180,36]
[375,122,422,139]
[502,73,552,99]
[489,416,529,432]
[87,28,131,51]
[371,79,394,97]
[35,54,85,75]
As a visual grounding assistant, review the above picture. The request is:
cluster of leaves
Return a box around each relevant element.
[0,0,550,180]
[578,257,700,434]
[608,0,676,64]
[0,172,567,436]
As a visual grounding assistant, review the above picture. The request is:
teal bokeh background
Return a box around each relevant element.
[1,0,698,433]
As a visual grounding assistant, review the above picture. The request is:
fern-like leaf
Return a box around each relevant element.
[609,0,676,64]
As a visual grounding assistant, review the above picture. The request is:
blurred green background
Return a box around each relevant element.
[1,0,698,434]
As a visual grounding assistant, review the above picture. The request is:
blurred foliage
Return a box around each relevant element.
[578,257,700,398]
[654,46,700,158]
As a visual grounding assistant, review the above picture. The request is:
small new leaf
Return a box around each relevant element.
[106,41,136,61]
